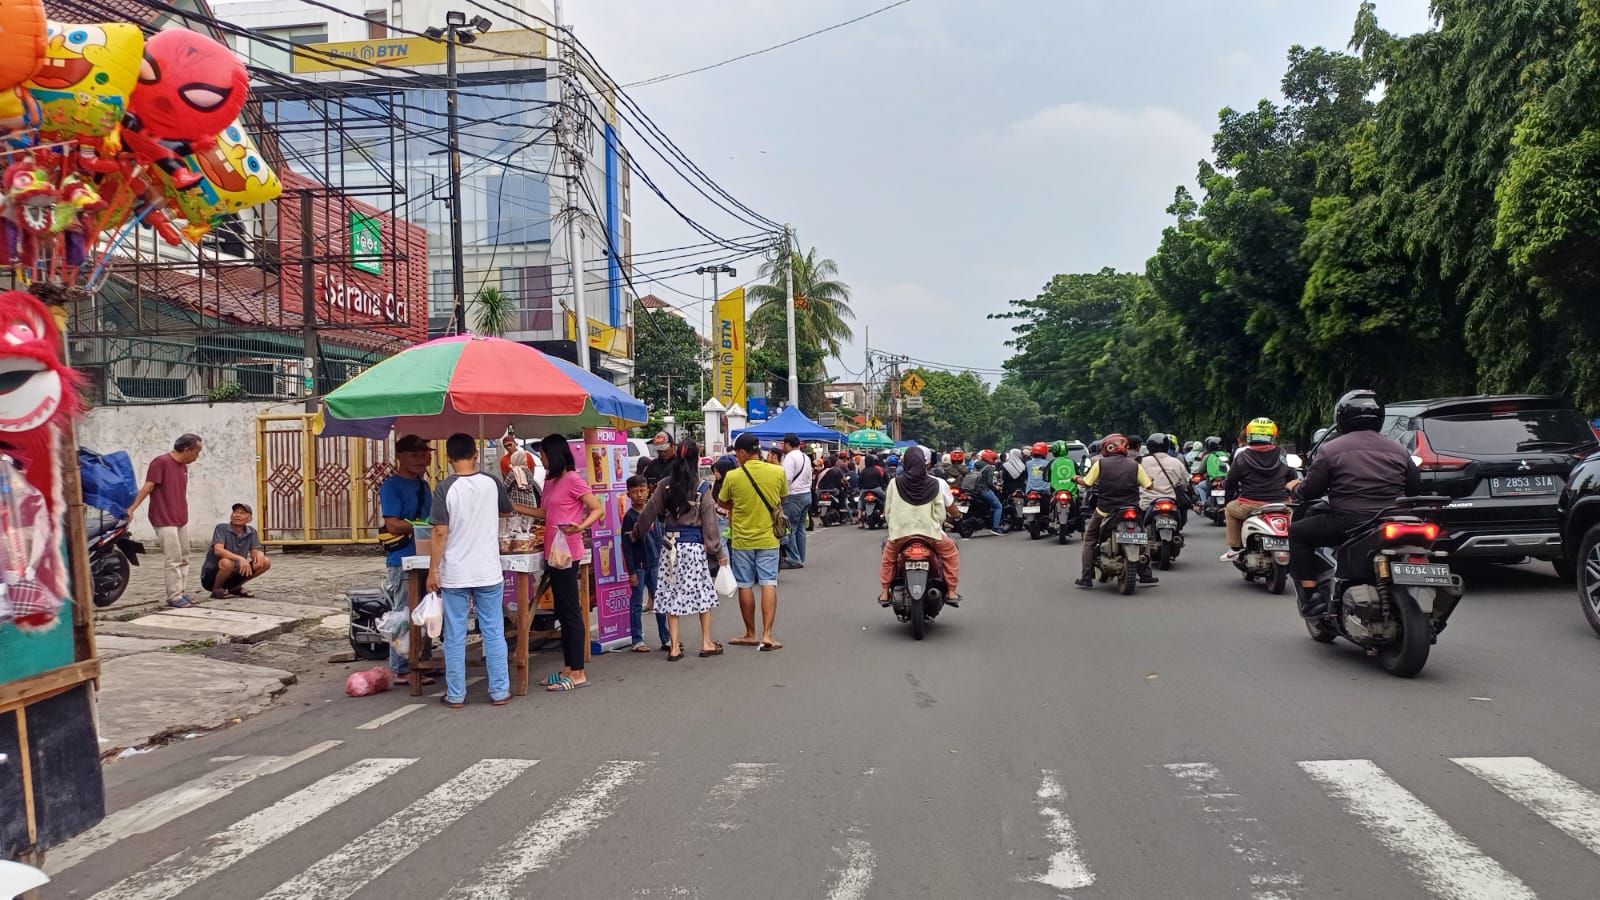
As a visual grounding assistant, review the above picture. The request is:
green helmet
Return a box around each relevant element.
[1050,440,1068,457]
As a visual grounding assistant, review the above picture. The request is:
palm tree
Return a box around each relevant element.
[748,246,854,359]
[471,286,516,337]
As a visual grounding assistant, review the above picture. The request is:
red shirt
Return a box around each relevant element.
[145,454,189,528]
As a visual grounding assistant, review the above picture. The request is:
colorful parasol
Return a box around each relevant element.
[846,428,895,450]
[318,335,648,439]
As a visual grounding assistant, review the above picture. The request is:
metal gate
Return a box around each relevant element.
[255,413,395,545]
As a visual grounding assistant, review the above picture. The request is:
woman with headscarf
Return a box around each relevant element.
[877,447,962,606]
[504,449,542,533]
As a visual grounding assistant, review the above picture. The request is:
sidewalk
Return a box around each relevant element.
[93,549,387,756]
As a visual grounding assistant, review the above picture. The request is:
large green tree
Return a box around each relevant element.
[632,306,704,420]
[899,369,992,449]
[746,245,854,411]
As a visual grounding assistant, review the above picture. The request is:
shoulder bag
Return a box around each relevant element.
[738,461,789,540]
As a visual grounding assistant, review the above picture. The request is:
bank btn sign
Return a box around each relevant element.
[351,211,382,275]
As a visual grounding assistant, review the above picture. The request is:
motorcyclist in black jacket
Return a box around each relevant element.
[1288,390,1423,617]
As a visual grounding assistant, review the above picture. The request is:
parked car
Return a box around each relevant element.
[1309,395,1597,572]
[1557,453,1600,636]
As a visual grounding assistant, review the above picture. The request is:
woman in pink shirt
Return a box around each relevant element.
[534,434,604,691]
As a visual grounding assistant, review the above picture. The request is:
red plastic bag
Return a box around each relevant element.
[344,666,393,697]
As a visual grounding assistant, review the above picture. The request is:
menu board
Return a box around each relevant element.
[582,428,632,648]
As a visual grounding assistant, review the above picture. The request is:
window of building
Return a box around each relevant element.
[251,24,329,73]
[501,266,553,334]
[366,10,387,39]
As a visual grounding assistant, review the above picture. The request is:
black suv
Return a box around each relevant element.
[1311,395,1597,570]
[1557,455,1600,636]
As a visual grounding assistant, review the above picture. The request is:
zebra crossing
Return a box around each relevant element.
[49,748,1600,899]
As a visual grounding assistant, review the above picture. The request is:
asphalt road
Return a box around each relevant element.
[48,520,1600,899]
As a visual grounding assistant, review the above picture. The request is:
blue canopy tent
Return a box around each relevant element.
[732,406,844,443]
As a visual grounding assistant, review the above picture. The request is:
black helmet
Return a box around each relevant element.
[1204,436,1222,452]
[1088,439,1103,455]
[1146,432,1170,454]
[1335,389,1383,433]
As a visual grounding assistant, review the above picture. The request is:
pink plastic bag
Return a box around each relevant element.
[344,666,393,697]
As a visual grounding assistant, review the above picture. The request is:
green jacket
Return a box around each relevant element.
[1049,456,1079,494]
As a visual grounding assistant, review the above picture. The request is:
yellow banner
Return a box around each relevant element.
[714,287,746,408]
[291,29,548,74]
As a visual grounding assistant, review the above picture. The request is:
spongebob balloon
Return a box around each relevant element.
[25,21,142,144]
[161,119,281,237]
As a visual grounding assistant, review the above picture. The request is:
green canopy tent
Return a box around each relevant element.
[846,428,895,450]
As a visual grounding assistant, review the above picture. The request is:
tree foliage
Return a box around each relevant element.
[746,245,854,411]
[632,307,703,420]
[1000,1,1600,444]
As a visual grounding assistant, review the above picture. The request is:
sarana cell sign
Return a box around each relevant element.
[321,273,409,325]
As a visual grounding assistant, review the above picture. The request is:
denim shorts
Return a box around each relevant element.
[730,547,780,588]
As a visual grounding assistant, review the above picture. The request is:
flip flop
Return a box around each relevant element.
[546,677,590,692]
[543,672,567,686]
[227,589,255,598]
[727,637,761,646]
[440,696,464,709]
[630,643,652,653]
[698,642,724,658]
[401,673,436,686]
[759,641,783,652]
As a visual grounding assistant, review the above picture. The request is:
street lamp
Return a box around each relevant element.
[426,12,493,335]
[696,264,736,403]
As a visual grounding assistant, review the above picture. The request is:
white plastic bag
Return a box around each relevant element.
[547,535,574,570]
[377,608,410,641]
[412,591,443,639]
[714,565,736,603]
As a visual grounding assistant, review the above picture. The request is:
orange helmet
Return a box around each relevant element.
[1031,441,1049,457]
[979,449,998,463]
[1101,433,1129,455]
[949,449,965,463]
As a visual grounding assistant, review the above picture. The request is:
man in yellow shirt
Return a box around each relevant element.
[720,432,789,650]
[1075,433,1157,590]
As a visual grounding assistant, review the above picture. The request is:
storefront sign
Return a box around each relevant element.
[351,211,382,275]
[713,287,746,408]
[321,273,409,325]
[292,29,549,74]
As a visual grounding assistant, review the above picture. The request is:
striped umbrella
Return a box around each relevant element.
[318,335,647,439]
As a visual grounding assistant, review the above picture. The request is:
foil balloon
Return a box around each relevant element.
[161,118,281,238]
[25,21,143,142]
[123,29,248,190]
[0,0,47,135]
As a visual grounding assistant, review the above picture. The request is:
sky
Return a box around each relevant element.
[569,0,1436,384]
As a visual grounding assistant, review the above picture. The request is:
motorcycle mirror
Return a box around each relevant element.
[1312,428,1330,445]
[1285,453,1303,469]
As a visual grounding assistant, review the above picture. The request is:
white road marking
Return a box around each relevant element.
[1164,762,1304,899]
[90,757,415,900]
[356,705,423,730]
[446,759,649,899]
[824,838,876,900]
[703,762,777,830]
[1454,756,1600,856]
[1030,770,1095,892]
[47,740,341,875]
[258,758,539,900]
[1299,759,1535,900]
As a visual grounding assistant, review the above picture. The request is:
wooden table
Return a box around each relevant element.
[401,554,591,697]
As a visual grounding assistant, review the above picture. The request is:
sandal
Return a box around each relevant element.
[698,641,724,658]
[227,588,255,598]
[759,641,783,652]
[667,643,685,662]
[546,676,590,692]
[440,696,464,709]
[400,673,436,686]
[727,637,761,646]
[630,642,652,652]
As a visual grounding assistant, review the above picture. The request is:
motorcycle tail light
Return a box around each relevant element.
[905,543,931,560]
[1154,499,1176,513]
[1028,491,1042,501]
[952,488,965,499]
[1382,521,1441,543]
[1120,508,1139,521]
[1055,491,1071,502]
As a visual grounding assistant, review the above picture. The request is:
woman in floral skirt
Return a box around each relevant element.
[631,439,728,661]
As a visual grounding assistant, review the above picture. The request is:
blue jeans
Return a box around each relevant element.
[980,489,1003,529]
[781,492,810,564]
[441,584,510,704]
[629,567,667,646]
[730,547,781,588]
[384,565,409,676]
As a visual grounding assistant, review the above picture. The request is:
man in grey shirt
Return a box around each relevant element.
[201,503,271,598]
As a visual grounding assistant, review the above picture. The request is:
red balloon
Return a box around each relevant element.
[128,29,247,143]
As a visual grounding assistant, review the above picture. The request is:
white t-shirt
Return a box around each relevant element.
[429,471,512,588]
[783,448,814,494]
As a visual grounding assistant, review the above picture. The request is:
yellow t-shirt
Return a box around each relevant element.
[718,459,789,550]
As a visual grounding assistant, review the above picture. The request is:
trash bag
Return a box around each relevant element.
[79,448,137,518]
[344,666,392,697]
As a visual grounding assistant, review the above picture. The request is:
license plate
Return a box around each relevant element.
[1022,505,1040,514]
[1391,563,1452,586]
[1117,531,1148,545]
[1260,536,1289,551]
[1489,475,1557,497]
[1211,490,1227,498]
[957,504,969,514]
[905,561,930,570]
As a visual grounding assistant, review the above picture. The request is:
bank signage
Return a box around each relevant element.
[351,212,382,274]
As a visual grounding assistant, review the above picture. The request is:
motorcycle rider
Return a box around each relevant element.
[963,449,1005,535]
[1000,448,1028,503]
[857,454,888,527]
[1220,417,1293,561]
[1197,436,1230,478]
[1025,442,1052,496]
[946,449,969,482]
[1288,390,1421,617]
[1048,441,1079,494]
[816,454,851,522]
[1075,433,1157,590]
[1140,432,1191,531]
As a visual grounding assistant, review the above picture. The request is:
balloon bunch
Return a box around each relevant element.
[0,3,283,287]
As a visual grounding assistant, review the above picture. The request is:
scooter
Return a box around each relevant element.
[1297,496,1464,678]
[1020,489,1049,540]
[1202,476,1227,525]
[887,535,954,640]
[1094,506,1150,595]
[87,510,145,608]
[1051,489,1081,544]
[859,489,885,530]
[1234,503,1292,593]
[815,489,850,527]
[1147,498,1184,570]
[950,488,1001,539]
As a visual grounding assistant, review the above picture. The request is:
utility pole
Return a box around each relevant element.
[782,225,798,410]
[299,189,318,411]
[890,357,902,441]
[425,11,491,335]
[553,0,589,369]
